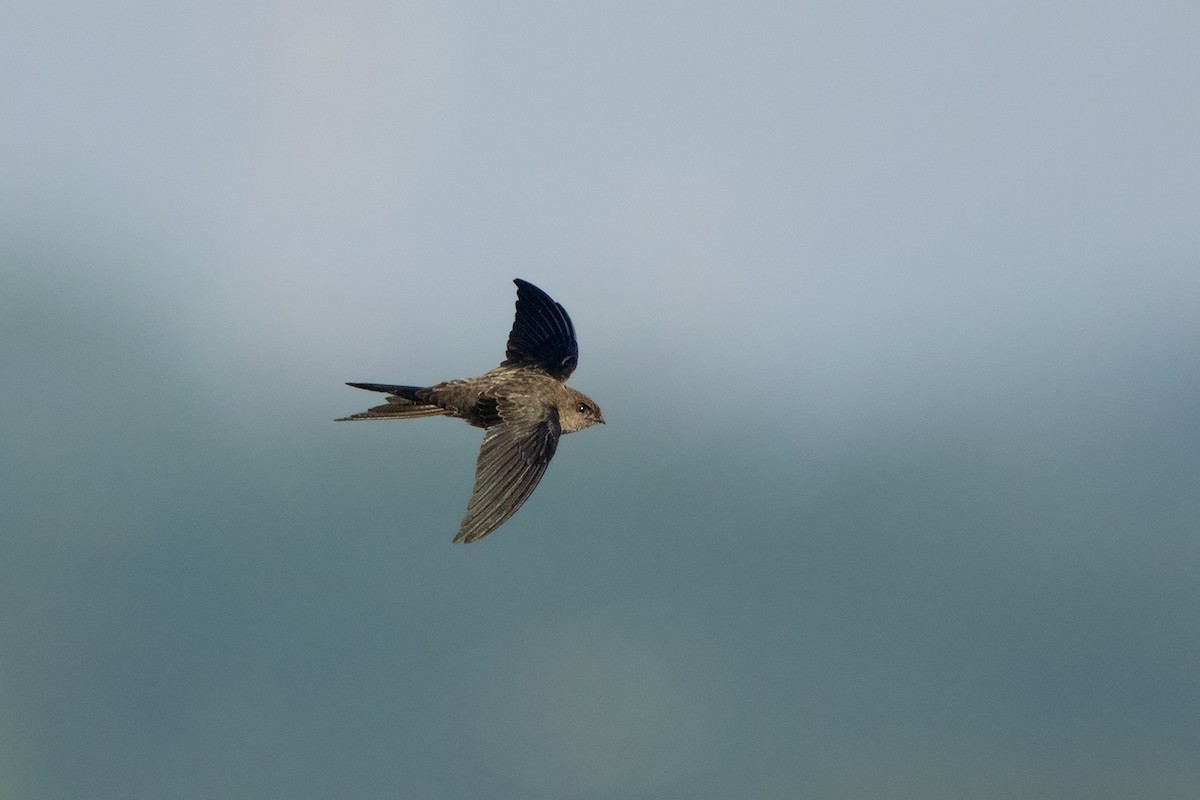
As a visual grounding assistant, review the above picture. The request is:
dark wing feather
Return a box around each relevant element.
[454,404,561,543]
[501,279,579,381]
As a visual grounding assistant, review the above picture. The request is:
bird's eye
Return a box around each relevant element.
[577,403,588,414]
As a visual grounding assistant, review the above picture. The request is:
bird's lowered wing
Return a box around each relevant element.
[454,402,561,543]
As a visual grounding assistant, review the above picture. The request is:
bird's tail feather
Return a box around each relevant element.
[336,382,446,421]
[345,382,425,399]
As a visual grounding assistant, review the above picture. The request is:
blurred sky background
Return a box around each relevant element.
[2,2,1199,798]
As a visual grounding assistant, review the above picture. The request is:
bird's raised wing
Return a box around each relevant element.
[454,402,561,543]
[501,279,579,381]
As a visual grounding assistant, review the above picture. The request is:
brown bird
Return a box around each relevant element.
[338,279,604,543]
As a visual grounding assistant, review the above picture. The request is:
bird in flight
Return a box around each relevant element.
[338,279,604,543]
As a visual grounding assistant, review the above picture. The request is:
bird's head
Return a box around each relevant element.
[560,387,604,434]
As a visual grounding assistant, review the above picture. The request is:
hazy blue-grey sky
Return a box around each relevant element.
[3,3,1199,799]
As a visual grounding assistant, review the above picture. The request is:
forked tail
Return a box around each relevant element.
[336,383,446,421]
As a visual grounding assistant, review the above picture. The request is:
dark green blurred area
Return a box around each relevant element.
[3,236,1198,800]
